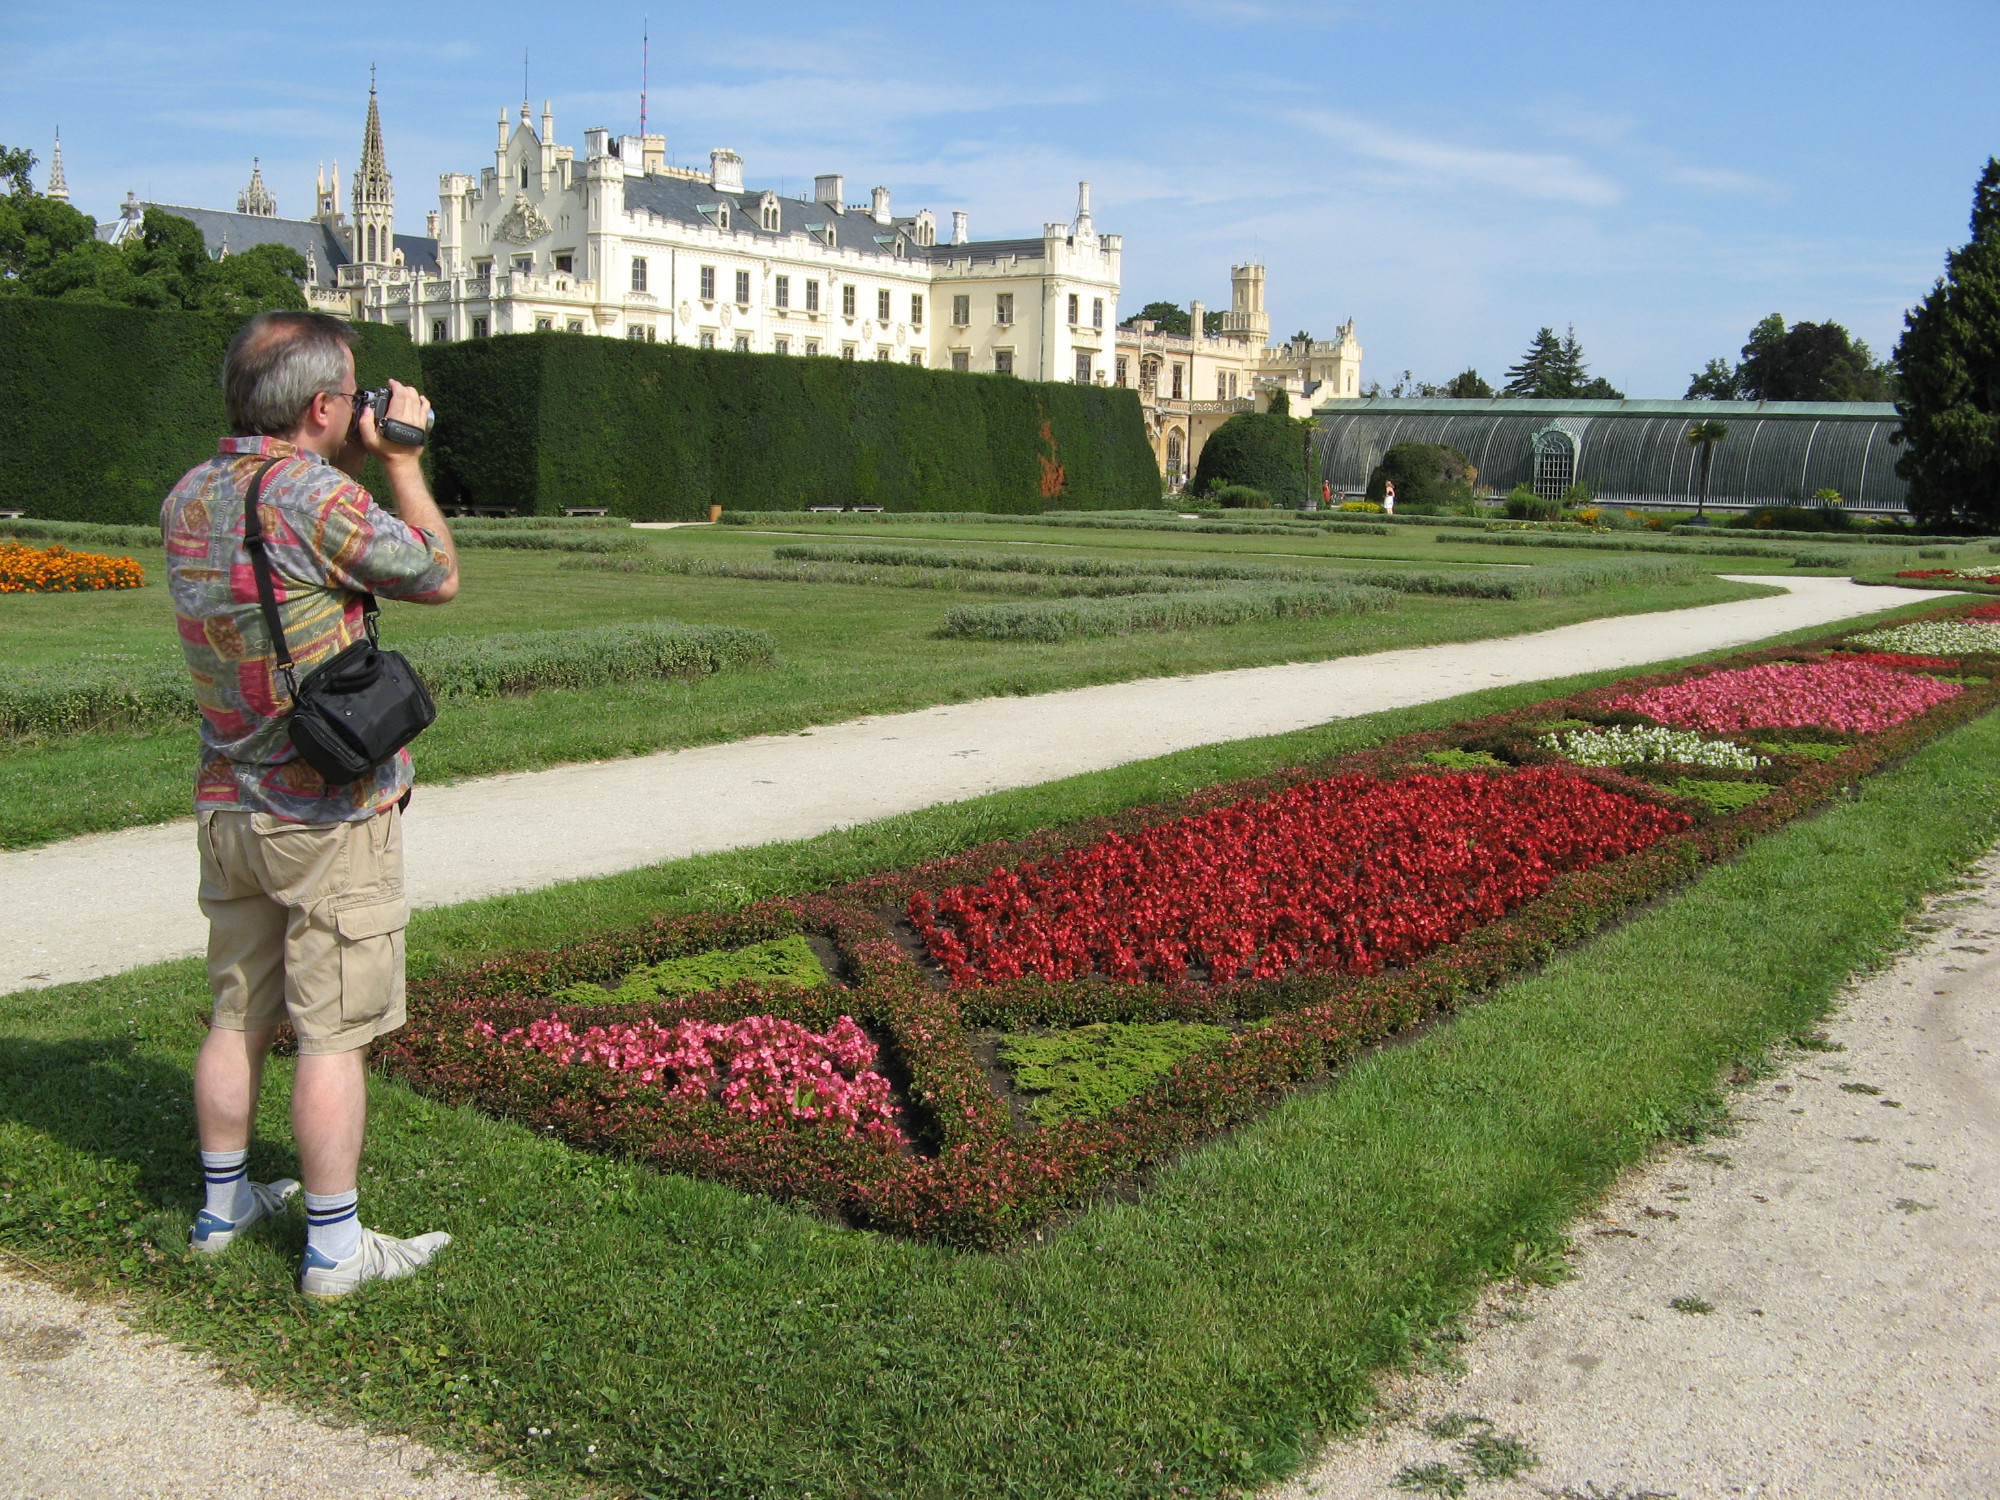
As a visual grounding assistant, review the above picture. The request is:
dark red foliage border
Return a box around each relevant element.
[380,603,2000,1246]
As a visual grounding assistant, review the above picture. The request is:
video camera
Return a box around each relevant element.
[356,388,435,449]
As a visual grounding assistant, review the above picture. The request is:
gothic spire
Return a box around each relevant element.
[46,127,68,203]
[237,156,276,217]
[356,64,389,193]
[352,66,394,264]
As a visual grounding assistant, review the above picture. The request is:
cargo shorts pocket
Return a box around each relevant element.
[334,898,409,1025]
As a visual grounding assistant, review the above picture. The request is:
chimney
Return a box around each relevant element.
[641,135,666,174]
[815,173,844,206]
[541,100,554,141]
[1075,180,1093,234]
[710,148,744,193]
[871,185,891,224]
[952,209,968,244]
[1190,300,1205,341]
[497,107,510,150]
[425,210,440,239]
[584,127,610,159]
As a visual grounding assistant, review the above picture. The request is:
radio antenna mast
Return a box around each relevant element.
[639,19,649,139]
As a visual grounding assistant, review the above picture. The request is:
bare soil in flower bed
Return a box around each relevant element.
[381,601,2000,1246]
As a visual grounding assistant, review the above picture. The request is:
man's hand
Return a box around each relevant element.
[358,378,432,465]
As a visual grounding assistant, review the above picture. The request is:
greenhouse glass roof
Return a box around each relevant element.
[1308,397,1909,511]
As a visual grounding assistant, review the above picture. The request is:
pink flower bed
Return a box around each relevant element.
[1605,658,1962,734]
[470,1014,902,1138]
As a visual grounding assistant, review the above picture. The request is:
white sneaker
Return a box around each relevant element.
[299,1225,452,1299]
[189,1178,299,1255]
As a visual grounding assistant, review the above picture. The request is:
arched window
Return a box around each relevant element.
[520,162,530,189]
[365,224,375,262]
[1532,424,1579,500]
[1166,430,1185,484]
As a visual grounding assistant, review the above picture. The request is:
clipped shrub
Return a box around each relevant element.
[420,333,1157,518]
[1367,442,1476,513]
[0,622,774,740]
[450,530,645,554]
[1187,410,1310,504]
[937,583,1399,642]
[0,299,419,525]
[1503,484,1562,521]
[1729,504,1855,533]
[0,517,161,550]
[1209,484,1273,509]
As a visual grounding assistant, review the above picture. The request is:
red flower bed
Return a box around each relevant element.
[380,603,2000,1246]
[1843,651,1961,670]
[1896,568,1960,579]
[1968,602,2000,622]
[909,769,1687,988]
[1604,657,1962,734]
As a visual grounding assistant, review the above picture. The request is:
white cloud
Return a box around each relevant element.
[1290,108,1622,206]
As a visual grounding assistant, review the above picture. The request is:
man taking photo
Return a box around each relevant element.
[162,310,458,1297]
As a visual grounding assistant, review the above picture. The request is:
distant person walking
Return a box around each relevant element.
[162,311,460,1298]
[1382,481,1396,517]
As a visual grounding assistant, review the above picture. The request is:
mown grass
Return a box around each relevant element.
[0,522,1776,848]
[2,625,1995,1500]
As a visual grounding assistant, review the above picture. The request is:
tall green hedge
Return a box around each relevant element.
[0,300,420,525]
[419,333,1159,518]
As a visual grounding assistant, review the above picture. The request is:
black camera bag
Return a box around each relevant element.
[241,457,437,786]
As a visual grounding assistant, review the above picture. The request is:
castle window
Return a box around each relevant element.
[1068,293,1079,325]
[774,335,789,355]
[761,199,780,231]
[513,255,533,275]
[536,316,553,332]
[1075,350,1092,384]
[876,288,891,321]
[841,343,856,359]
[1115,356,1128,387]
[699,330,716,349]
[1171,363,1183,399]
[994,349,1014,376]
[431,319,447,343]
[774,275,790,308]
[519,162,529,189]
[909,350,924,366]
[995,293,1014,326]
[734,335,751,353]
[567,319,583,334]
[952,351,970,373]
[735,269,751,304]
[805,279,820,312]
[1093,297,1104,329]
[910,294,923,327]
[717,203,730,230]
[842,284,856,317]
[804,339,820,356]
[472,316,489,338]
[952,294,969,327]
[699,265,715,301]
[631,257,648,292]
[877,347,891,361]
[554,253,573,274]
[1218,371,1229,400]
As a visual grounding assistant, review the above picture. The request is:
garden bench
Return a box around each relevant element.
[808,506,844,513]
[561,506,611,517]
[848,505,885,513]
[0,508,24,519]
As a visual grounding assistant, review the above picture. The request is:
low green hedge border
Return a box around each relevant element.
[0,622,775,740]
[937,583,1401,641]
[0,517,160,551]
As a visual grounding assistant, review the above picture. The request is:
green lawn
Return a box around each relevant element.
[3,608,1994,1500]
[0,520,1778,847]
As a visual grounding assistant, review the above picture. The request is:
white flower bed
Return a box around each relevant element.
[1849,621,2000,655]
[1540,724,1767,769]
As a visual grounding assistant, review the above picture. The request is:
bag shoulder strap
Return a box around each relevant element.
[241,455,377,702]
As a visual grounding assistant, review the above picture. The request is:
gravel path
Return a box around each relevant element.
[0,1260,521,1499]
[1273,855,2000,1500]
[0,577,1932,990]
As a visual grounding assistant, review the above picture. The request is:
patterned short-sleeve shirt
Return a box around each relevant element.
[163,436,452,823]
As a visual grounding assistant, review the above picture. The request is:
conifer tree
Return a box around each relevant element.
[1895,157,2000,528]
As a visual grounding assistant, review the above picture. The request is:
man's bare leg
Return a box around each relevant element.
[189,1025,298,1249]
[291,1048,368,1195]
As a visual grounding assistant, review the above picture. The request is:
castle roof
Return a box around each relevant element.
[97,203,438,283]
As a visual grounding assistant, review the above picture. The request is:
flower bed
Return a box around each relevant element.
[381,603,2000,1246]
[1848,621,2000,657]
[0,541,145,593]
[1603,656,1962,734]
[1539,724,1766,769]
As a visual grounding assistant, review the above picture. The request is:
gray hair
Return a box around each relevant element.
[223,311,359,436]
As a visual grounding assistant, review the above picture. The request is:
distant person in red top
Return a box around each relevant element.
[1382,480,1397,517]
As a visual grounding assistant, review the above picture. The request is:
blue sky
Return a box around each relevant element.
[5,0,1994,396]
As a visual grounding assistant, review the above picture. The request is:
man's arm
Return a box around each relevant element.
[353,379,459,603]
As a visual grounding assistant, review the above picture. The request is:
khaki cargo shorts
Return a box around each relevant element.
[197,806,409,1055]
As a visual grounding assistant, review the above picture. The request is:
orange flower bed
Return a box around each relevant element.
[0,541,146,594]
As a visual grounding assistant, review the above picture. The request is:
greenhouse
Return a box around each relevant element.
[1309,397,1910,513]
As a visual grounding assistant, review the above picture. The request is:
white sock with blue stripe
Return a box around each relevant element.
[305,1189,362,1264]
[199,1148,252,1224]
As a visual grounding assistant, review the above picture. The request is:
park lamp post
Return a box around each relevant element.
[1685,420,1728,524]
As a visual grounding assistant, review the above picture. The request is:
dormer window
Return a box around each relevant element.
[759,194,780,231]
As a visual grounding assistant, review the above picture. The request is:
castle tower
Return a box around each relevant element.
[350,66,394,266]
[46,128,68,203]
[237,157,276,217]
[316,160,344,227]
[1223,262,1269,347]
